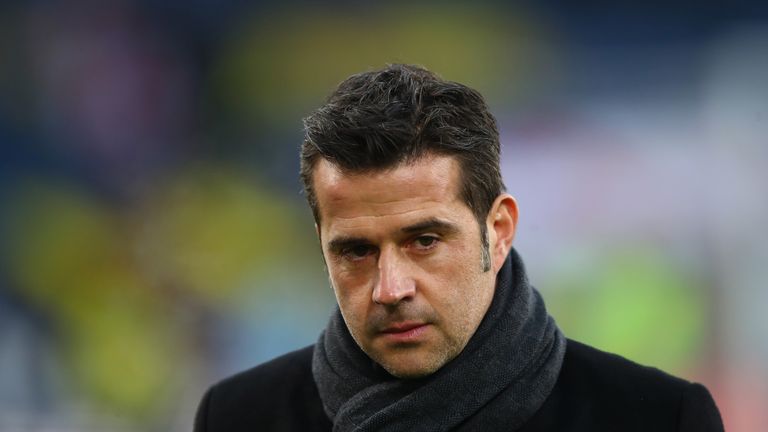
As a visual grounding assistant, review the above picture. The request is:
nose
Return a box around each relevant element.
[372,248,416,306]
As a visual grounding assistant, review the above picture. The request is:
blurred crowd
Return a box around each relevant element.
[0,1,766,431]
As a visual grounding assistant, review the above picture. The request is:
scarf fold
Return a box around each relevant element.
[312,248,565,431]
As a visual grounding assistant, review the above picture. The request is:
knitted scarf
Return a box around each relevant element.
[312,248,565,431]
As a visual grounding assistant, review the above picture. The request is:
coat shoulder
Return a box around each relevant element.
[563,339,691,397]
[194,345,331,432]
[520,339,723,432]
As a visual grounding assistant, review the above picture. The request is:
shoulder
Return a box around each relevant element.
[194,345,331,432]
[521,339,723,432]
[562,339,691,398]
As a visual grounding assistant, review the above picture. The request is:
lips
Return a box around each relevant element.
[379,322,430,342]
[381,321,425,333]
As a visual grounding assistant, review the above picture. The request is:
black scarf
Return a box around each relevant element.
[312,248,565,431]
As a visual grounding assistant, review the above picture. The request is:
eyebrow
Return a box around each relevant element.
[400,218,460,235]
[327,236,370,255]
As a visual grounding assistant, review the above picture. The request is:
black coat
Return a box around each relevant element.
[194,339,723,431]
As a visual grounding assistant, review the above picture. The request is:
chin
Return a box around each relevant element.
[386,366,434,379]
[376,354,446,379]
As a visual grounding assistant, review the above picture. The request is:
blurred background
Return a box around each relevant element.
[1,0,766,430]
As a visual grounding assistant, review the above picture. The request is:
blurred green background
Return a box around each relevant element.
[1,1,766,430]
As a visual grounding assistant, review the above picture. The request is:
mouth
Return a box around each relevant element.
[379,322,430,343]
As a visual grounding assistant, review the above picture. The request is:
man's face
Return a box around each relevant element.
[313,154,503,378]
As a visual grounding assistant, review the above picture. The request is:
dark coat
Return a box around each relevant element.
[194,339,723,431]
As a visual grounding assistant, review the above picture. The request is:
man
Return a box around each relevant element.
[194,64,724,431]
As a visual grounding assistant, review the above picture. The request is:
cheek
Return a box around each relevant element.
[432,246,492,325]
[330,272,372,325]
[434,242,481,282]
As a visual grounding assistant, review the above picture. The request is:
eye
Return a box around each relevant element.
[342,244,375,261]
[412,235,439,251]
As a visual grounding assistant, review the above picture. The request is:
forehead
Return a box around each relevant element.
[312,155,465,228]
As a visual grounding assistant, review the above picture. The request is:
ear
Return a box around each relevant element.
[486,194,518,274]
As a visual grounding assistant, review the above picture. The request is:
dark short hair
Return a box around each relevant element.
[300,64,505,226]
